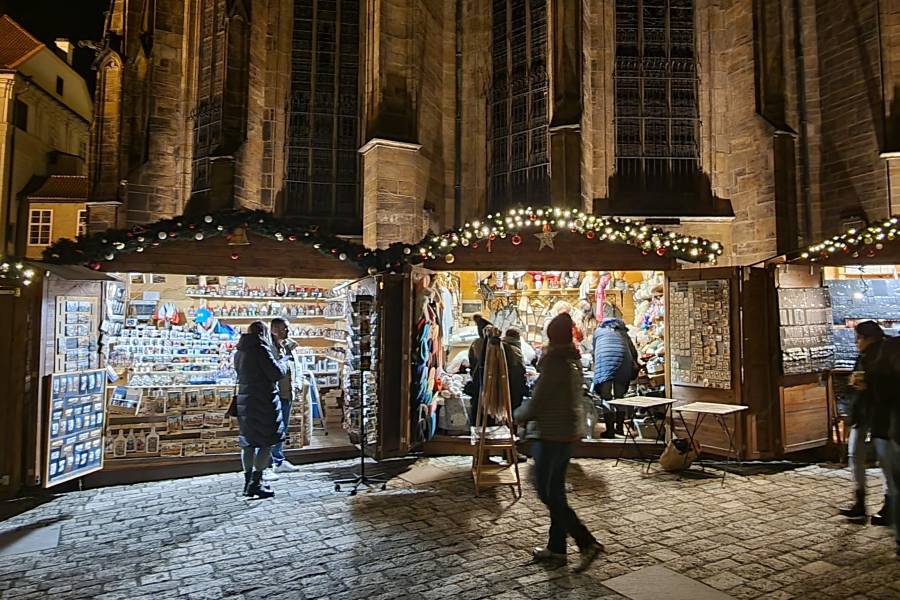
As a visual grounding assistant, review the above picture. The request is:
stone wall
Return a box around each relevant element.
[811,0,888,236]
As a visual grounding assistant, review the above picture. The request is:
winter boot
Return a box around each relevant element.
[871,496,892,526]
[246,471,275,499]
[242,471,252,496]
[601,413,617,439]
[839,489,867,520]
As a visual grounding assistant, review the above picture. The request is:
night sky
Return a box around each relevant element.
[0,0,111,91]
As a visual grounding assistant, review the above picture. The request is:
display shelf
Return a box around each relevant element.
[292,336,346,343]
[215,314,344,321]
[123,384,236,389]
[186,294,342,302]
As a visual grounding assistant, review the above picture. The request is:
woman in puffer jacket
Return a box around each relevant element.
[234,321,289,498]
[514,313,603,572]
[591,318,639,438]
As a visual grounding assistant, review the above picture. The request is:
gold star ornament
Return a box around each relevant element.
[534,229,558,251]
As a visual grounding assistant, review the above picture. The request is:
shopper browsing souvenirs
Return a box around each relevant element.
[267,318,302,478]
[592,318,640,438]
[234,321,290,499]
[515,313,604,572]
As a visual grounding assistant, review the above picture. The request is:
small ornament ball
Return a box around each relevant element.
[445,253,456,264]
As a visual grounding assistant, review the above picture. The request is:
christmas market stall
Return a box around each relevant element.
[384,206,759,461]
[767,216,900,457]
[28,211,406,489]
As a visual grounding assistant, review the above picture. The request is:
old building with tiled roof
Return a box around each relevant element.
[0,14,93,258]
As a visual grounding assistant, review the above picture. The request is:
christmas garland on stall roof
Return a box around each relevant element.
[0,259,36,287]
[799,216,900,261]
[42,209,403,273]
[406,206,724,264]
[41,206,725,276]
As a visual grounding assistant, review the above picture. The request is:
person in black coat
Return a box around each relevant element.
[234,321,289,498]
[502,328,528,413]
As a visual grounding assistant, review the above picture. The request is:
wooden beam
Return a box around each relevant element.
[98,233,366,278]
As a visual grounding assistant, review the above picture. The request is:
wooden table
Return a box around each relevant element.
[674,402,749,484]
[608,396,675,473]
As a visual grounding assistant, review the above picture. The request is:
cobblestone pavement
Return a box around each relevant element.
[1,457,899,600]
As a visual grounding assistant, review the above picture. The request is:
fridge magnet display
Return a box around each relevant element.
[44,369,106,486]
[159,441,183,457]
[668,280,732,389]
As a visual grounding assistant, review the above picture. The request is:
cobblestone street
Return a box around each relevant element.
[1,457,899,599]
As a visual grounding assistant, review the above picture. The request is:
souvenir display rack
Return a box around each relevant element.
[44,369,106,486]
[344,294,378,450]
[776,287,835,375]
[55,297,100,373]
[668,279,731,389]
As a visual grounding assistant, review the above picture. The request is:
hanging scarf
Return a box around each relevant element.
[477,326,512,424]
[595,273,612,322]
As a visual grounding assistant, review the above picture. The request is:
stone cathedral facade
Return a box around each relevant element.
[86,0,900,265]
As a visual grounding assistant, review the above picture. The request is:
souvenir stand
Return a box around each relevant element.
[772,216,900,455]
[29,211,405,489]
[392,207,735,460]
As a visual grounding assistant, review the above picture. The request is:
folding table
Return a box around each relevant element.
[608,396,675,473]
[674,402,749,484]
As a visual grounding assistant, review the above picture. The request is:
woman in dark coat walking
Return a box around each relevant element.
[234,321,289,498]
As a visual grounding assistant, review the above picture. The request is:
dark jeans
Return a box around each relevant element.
[594,381,630,434]
[270,396,292,466]
[532,440,598,554]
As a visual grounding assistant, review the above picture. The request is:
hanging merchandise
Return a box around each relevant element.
[595,272,612,322]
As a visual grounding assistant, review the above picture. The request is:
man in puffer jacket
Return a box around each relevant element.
[592,318,639,438]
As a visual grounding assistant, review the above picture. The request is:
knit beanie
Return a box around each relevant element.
[547,313,574,345]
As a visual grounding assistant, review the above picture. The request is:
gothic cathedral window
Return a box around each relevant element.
[285,0,360,225]
[191,0,250,195]
[614,0,699,195]
[488,0,550,213]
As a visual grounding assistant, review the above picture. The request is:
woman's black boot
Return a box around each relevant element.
[246,470,275,499]
[242,471,252,496]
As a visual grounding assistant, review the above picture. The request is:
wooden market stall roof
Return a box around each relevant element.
[424,230,680,271]
[95,232,367,278]
[42,210,369,279]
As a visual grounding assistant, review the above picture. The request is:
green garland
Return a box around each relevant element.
[43,209,392,272]
[43,206,724,275]
[408,206,724,264]
[0,259,36,288]
[800,216,899,261]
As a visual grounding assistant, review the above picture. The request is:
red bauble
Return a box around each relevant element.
[511,234,523,246]
[89,261,101,271]
[471,242,479,249]
[288,235,297,242]
[489,233,496,241]
[331,248,337,253]
[641,250,649,256]
[231,252,240,260]
[656,247,666,256]
[586,230,595,240]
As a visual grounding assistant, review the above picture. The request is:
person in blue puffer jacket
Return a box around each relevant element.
[592,318,639,438]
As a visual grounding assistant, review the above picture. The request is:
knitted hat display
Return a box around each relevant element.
[547,313,574,345]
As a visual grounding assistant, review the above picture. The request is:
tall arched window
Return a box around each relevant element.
[614,0,698,195]
[488,0,549,212]
[285,0,360,227]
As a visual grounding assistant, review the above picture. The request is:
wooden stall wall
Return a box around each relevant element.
[0,283,42,499]
[377,273,411,458]
[772,265,831,454]
[666,267,745,457]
